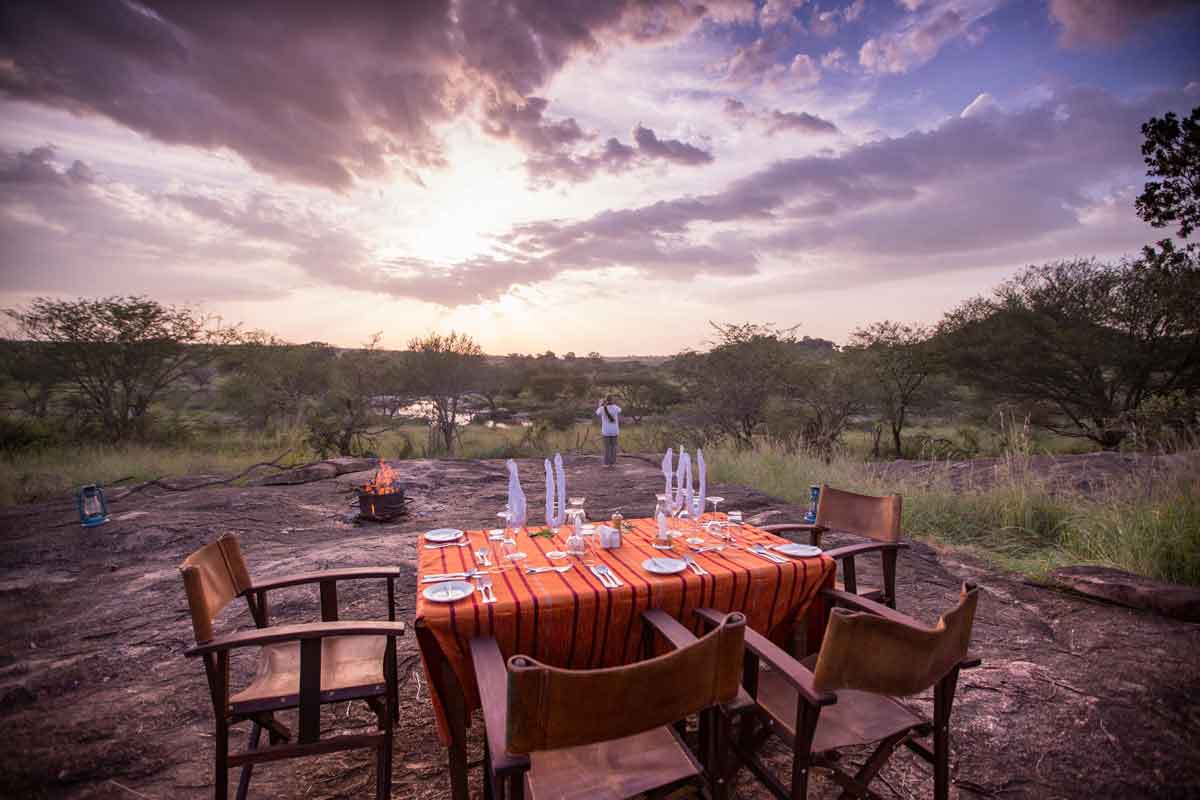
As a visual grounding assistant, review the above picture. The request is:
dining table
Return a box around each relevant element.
[414,513,837,800]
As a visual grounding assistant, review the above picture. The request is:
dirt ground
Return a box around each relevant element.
[1,454,1198,799]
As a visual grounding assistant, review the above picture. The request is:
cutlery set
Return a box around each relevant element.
[475,574,498,603]
[589,564,623,588]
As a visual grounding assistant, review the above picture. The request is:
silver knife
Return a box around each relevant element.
[589,564,615,588]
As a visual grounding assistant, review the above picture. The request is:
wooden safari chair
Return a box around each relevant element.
[468,610,747,800]
[762,485,906,609]
[179,533,405,800]
[696,583,981,800]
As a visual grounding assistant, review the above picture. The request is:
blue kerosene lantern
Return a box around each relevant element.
[77,484,110,528]
[804,485,820,524]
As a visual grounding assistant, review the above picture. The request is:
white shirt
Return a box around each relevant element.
[596,403,621,436]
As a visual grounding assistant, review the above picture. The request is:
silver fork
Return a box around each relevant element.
[596,564,624,587]
[749,545,786,564]
[425,540,470,550]
[476,574,497,603]
[683,555,708,576]
[475,549,492,567]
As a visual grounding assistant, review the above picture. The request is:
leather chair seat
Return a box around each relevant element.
[756,660,923,753]
[527,727,700,800]
[230,635,387,710]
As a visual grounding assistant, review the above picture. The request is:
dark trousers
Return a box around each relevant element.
[603,435,618,465]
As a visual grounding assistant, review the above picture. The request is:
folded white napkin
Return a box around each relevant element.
[693,449,707,517]
[675,449,693,516]
[661,447,674,500]
[506,459,527,528]
[545,453,566,527]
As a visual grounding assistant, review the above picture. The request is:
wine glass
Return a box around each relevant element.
[501,537,526,561]
[707,495,725,518]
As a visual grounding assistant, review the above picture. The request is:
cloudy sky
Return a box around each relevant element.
[1,0,1198,354]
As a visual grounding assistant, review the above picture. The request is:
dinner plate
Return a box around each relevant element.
[425,528,464,542]
[685,536,705,545]
[776,543,822,558]
[643,557,688,575]
[422,580,474,603]
[546,550,568,559]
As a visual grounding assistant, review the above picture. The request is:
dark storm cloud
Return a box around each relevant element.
[0,0,748,190]
[722,99,840,136]
[1048,0,1195,45]
[633,125,713,165]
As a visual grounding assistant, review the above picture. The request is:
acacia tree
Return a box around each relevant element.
[220,334,336,429]
[4,296,241,441]
[406,331,483,454]
[1136,105,1199,246]
[939,253,1200,449]
[849,321,938,457]
[305,335,393,457]
[672,323,798,447]
[610,375,682,424]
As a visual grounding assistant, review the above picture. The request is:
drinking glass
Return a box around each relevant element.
[569,496,586,518]
[501,537,526,561]
[707,496,725,517]
[491,509,512,540]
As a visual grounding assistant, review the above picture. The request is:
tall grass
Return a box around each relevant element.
[706,435,1200,586]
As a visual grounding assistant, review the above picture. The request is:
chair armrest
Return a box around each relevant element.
[247,566,403,593]
[468,637,530,776]
[823,541,908,561]
[185,620,406,657]
[820,588,922,627]
[694,609,835,708]
[642,609,701,650]
[758,523,827,535]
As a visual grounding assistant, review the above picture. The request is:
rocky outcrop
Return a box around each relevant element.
[1049,565,1200,622]
[254,457,377,486]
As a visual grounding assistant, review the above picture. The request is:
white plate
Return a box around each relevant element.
[425,528,465,543]
[685,536,705,545]
[422,580,474,603]
[643,557,688,575]
[776,543,822,558]
[546,550,568,559]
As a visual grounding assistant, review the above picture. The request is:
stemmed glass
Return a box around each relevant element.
[501,536,526,561]
[707,496,725,518]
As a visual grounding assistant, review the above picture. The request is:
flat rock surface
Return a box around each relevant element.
[1050,565,1200,622]
[1,454,1197,799]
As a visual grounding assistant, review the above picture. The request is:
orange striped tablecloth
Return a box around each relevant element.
[415,515,835,742]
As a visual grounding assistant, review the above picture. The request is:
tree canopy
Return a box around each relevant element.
[939,253,1200,449]
[4,296,240,441]
[1136,105,1200,243]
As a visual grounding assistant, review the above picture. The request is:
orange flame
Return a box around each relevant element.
[364,462,400,494]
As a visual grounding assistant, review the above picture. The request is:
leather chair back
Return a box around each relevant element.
[816,485,902,543]
[812,583,979,697]
[179,533,252,644]
[506,612,746,753]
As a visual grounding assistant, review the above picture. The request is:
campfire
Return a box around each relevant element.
[357,461,409,522]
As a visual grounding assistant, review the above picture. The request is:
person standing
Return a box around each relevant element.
[596,396,621,467]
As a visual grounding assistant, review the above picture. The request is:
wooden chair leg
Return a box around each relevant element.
[235,722,261,800]
[933,669,960,800]
[790,701,820,800]
[215,718,229,800]
[880,549,898,609]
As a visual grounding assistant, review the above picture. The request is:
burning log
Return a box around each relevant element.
[357,462,409,522]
